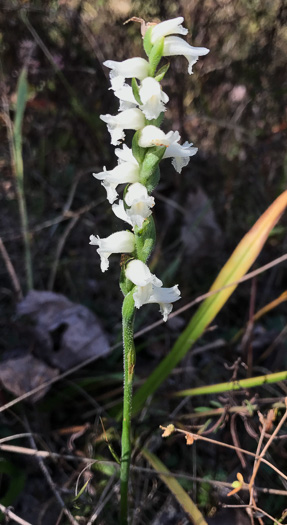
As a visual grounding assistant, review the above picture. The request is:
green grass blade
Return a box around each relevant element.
[174,370,287,397]
[12,68,33,290]
[132,191,287,415]
[142,448,207,525]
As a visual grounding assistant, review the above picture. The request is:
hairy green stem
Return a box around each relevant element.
[120,291,136,525]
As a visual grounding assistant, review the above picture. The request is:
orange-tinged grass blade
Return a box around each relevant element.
[253,290,287,321]
[232,290,287,344]
[132,191,287,415]
[142,448,207,525]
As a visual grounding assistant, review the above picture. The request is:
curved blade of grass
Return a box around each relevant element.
[231,290,287,344]
[174,370,287,397]
[133,191,287,415]
[142,448,207,525]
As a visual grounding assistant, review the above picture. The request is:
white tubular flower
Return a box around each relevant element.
[163,140,198,173]
[146,285,181,322]
[104,57,150,90]
[100,108,145,146]
[138,127,198,173]
[138,125,174,147]
[163,36,209,74]
[89,231,135,272]
[139,77,169,120]
[112,183,155,229]
[93,158,140,204]
[125,260,180,321]
[126,260,162,306]
[151,17,188,44]
[114,84,137,111]
[125,183,155,229]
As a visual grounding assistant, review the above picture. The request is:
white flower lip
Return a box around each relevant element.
[114,84,137,112]
[147,285,181,321]
[139,77,169,120]
[163,36,209,74]
[104,57,150,90]
[89,231,135,272]
[100,108,146,146]
[93,158,140,203]
[112,200,133,226]
[151,17,188,44]
[163,140,198,173]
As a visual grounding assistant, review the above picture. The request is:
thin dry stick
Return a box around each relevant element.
[0,442,286,497]
[0,253,286,414]
[23,428,80,525]
[0,238,23,299]
[160,426,287,482]
[1,197,103,242]
[222,504,283,525]
[248,418,267,514]
[48,216,79,290]
[249,401,287,493]
[0,504,32,525]
[230,413,247,468]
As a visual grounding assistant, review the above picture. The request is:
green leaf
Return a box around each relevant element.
[13,68,28,142]
[148,112,165,128]
[139,146,166,186]
[148,36,164,77]
[73,478,90,502]
[155,62,170,82]
[143,26,153,57]
[131,78,142,105]
[120,262,135,296]
[132,130,146,165]
[134,216,156,263]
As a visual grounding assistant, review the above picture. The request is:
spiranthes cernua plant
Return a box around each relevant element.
[90,16,209,524]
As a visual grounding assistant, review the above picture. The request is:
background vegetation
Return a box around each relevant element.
[0,0,287,523]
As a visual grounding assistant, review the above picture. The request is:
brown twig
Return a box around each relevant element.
[0,237,23,300]
[23,419,80,525]
[160,425,287,482]
[48,216,79,290]
[0,441,286,498]
[222,503,283,525]
[230,413,247,468]
[0,504,32,525]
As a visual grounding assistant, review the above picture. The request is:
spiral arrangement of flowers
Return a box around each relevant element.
[90,17,209,523]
